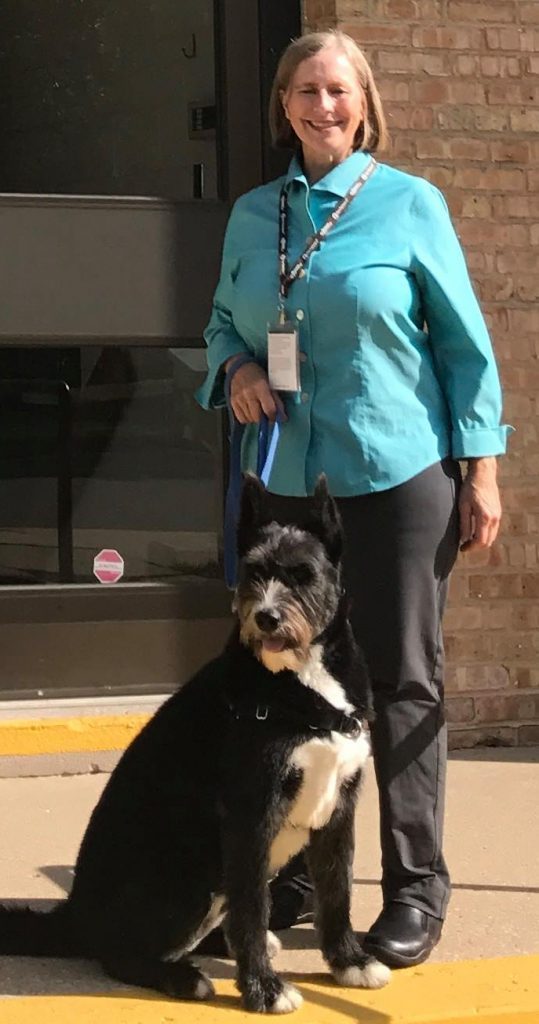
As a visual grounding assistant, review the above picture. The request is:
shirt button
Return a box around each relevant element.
[296,309,304,321]
[301,392,309,403]
[299,352,307,363]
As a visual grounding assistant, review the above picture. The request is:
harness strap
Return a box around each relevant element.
[225,696,364,739]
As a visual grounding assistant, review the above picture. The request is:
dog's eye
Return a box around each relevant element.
[245,563,264,584]
[287,563,313,586]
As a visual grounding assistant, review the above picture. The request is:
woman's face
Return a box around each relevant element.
[282,47,365,170]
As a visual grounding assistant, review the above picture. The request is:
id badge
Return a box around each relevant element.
[267,321,300,392]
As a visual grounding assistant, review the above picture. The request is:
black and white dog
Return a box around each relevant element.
[0,474,390,1013]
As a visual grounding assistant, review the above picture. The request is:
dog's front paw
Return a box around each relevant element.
[333,955,390,989]
[241,973,303,1014]
[270,982,303,1014]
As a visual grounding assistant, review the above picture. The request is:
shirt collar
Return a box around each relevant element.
[284,149,373,197]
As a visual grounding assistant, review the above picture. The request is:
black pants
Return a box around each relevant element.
[267,459,461,921]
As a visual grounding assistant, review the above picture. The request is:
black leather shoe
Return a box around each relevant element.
[363,903,443,968]
[268,872,315,930]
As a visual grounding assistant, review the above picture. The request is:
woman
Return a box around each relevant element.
[196,30,511,967]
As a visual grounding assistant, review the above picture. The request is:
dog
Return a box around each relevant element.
[0,474,390,1013]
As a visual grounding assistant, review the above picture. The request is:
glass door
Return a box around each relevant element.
[0,0,301,699]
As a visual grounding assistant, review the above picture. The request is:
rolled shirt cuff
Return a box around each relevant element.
[451,424,515,459]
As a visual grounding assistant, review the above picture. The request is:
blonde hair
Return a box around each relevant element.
[269,30,388,153]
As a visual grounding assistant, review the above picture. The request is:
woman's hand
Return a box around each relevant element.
[225,359,287,425]
[459,456,501,552]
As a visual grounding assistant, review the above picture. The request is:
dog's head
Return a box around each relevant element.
[234,474,344,672]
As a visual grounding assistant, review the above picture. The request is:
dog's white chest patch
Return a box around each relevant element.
[289,730,370,830]
[269,650,370,875]
[269,731,369,874]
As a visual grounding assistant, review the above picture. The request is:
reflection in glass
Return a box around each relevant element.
[0,1,217,199]
[0,346,223,584]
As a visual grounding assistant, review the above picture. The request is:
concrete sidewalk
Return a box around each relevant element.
[0,746,538,1021]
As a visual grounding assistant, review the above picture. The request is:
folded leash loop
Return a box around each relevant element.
[223,356,282,589]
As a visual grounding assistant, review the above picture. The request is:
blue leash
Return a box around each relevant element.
[224,356,281,589]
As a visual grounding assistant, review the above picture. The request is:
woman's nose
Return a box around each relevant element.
[314,89,333,112]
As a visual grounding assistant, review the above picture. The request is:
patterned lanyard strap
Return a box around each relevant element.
[278,157,377,307]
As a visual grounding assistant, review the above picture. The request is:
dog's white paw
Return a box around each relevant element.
[333,958,390,989]
[266,930,282,959]
[270,982,304,1013]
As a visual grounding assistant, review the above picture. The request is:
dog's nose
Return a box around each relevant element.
[255,609,280,633]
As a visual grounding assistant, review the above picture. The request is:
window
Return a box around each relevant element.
[0,1,218,199]
[0,345,223,585]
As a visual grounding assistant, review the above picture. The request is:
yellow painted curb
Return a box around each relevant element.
[0,714,150,757]
[0,955,538,1024]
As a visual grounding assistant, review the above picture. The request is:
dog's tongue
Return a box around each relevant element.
[262,637,286,652]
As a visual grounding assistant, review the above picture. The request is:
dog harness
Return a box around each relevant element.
[225,694,364,740]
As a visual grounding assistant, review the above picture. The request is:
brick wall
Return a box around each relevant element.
[302,0,539,748]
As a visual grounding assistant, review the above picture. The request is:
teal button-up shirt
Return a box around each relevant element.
[196,150,512,497]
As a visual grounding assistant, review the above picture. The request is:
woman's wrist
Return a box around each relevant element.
[223,353,253,375]
[465,456,498,478]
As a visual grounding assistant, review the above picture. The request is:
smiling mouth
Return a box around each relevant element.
[306,119,343,129]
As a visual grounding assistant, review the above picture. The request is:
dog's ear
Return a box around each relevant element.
[237,473,271,558]
[308,474,343,565]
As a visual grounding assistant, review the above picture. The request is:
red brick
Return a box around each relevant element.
[378,50,416,74]
[468,574,524,599]
[521,2,539,22]
[446,697,475,724]
[409,107,434,130]
[485,27,522,50]
[516,276,539,302]
[459,664,511,690]
[511,605,539,630]
[341,22,411,45]
[415,137,448,160]
[448,726,518,749]
[474,108,510,132]
[422,166,454,189]
[453,167,526,191]
[378,78,410,102]
[488,82,539,105]
[437,107,479,132]
[518,725,539,745]
[476,274,515,302]
[480,55,521,77]
[413,26,484,49]
[421,53,449,76]
[490,140,531,163]
[450,138,489,161]
[411,80,451,104]
[508,308,539,333]
[498,250,539,272]
[448,1,515,22]
[386,0,419,17]
[475,693,539,723]
[454,55,479,76]
[511,109,539,133]
[445,633,493,661]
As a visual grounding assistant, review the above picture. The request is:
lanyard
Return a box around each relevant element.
[278,157,377,316]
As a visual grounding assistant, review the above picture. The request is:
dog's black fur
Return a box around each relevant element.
[0,475,389,1013]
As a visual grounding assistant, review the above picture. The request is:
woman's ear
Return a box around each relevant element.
[279,89,290,120]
